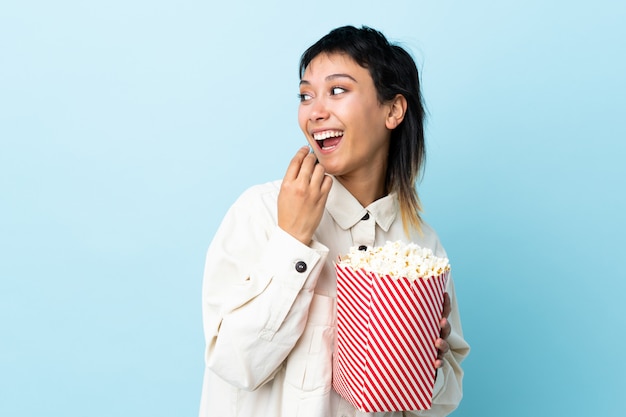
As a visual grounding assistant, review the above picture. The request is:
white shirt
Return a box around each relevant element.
[199,177,469,417]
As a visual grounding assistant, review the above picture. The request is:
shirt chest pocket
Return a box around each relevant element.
[284,293,336,393]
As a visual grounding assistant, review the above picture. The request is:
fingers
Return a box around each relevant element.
[434,337,449,369]
[277,147,330,245]
[284,146,323,183]
[309,160,330,190]
[439,317,451,340]
[299,153,321,182]
[435,337,449,354]
[284,146,328,199]
[435,293,452,369]
[283,146,311,180]
[319,172,333,195]
[442,292,451,319]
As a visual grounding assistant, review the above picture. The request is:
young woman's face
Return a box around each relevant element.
[298,53,393,182]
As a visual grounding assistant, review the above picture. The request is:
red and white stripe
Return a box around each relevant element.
[333,264,448,412]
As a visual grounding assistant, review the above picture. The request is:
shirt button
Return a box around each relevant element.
[361,213,370,221]
[358,245,367,251]
[295,261,307,273]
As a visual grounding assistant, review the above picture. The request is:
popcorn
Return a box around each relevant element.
[333,240,451,412]
[337,240,450,281]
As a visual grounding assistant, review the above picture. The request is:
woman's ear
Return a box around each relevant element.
[385,94,407,130]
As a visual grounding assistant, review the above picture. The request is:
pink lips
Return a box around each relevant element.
[313,130,343,152]
[318,136,342,149]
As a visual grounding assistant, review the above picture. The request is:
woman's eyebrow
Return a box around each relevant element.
[326,73,357,83]
[299,73,358,85]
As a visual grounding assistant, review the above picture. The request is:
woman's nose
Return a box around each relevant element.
[309,98,329,121]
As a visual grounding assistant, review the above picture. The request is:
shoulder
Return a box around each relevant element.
[409,220,448,258]
[226,180,283,222]
[213,180,283,239]
[233,179,282,206]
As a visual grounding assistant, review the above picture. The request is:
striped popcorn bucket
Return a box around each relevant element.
[333,264,449,412]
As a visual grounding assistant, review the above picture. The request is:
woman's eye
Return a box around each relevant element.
[298,93,312,102]
[330,87,346,95]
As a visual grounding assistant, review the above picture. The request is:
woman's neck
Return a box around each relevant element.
[335,174,387,207]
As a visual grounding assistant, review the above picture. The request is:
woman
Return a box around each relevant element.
[199,26,469,417]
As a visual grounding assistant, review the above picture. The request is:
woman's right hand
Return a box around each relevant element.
[277,146,333,245]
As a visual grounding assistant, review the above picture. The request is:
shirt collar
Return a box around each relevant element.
[326,176,398,232]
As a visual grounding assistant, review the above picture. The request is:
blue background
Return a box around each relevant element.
[1,1,625,416]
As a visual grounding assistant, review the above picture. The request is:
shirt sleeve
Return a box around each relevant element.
[201,186,329,391]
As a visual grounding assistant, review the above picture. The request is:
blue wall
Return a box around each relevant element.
[1,1,624,415]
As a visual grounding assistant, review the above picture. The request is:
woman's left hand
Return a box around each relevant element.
[434,292,451,369]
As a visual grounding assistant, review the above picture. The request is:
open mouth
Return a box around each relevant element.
[313,130,343,150]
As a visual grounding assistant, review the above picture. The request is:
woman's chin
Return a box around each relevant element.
[316,160,339,176]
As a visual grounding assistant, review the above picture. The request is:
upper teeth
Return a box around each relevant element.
[313,130,343,140]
